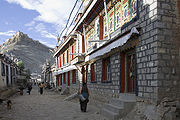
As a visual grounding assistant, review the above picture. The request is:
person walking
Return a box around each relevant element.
[27,83,32,95]
[79,82,89,112]
[39,82,44,95]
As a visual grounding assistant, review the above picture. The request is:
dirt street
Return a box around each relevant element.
[0,86,107,120]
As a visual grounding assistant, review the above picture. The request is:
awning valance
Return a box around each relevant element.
[54,65,77,75]
[86,27,139,62]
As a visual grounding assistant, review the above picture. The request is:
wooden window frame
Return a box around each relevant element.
[63,53,65,66]
[67,49,69,63]
[102,57,111,83]
[59,55,62,67]
[91,63,97,83]
[82,35,85,53]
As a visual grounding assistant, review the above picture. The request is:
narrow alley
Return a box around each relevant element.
[0,86,106,120]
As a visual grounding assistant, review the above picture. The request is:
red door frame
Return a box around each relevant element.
[120,52,125,93]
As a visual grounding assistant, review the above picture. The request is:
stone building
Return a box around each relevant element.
[0,54,17,88]
[42,60,56,87]
[54,0,180,119]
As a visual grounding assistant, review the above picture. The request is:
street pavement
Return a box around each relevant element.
[0,86,107,120]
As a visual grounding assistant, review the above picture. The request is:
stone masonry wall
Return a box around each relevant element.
[69,70,79,94]
[86,0,179,104]
[87,52,121,105]
[124,0,159,103]
[85,0,160,103]
[155,0,180,102]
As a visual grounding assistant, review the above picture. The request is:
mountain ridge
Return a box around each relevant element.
[0,31,54,74]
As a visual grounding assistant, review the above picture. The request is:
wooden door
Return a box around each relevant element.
[126,53,136,93]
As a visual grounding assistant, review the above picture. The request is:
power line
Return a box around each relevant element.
[65,1,84,35]
[58,0,80,42]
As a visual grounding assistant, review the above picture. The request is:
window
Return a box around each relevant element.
[72,45,74,59]
[1,62,5,76]
[82,35,85,53]
[102,57,111,82]
[91,63,97,83]
[59,55,62,67]
[63,53,65,66]
[56,57,59,68]
[67,49,69,63]
[99,15,103,40]
[72,70,76,84]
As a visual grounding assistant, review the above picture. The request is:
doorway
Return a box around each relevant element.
[120,49,136,94]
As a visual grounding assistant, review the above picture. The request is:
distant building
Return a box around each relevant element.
[42,60,55,87]
[0,53,18,88]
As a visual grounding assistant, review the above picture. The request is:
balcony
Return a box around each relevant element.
[71,55,85,65]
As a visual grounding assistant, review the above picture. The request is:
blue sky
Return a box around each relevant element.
[0,0,80,48]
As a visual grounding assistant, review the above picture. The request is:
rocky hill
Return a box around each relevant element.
[0,31,54,73]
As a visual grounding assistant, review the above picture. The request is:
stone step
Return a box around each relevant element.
[118,93,136,102]
[101,108,119,120]
[104,104,123,114]
[109,99,124,107]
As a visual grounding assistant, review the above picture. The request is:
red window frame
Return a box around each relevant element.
[102,57,111,82]
[99,15,103,40]
[72,45,74,59]
[102,59,107,82]
[91,63,95,82]
[59,55,62,67]
[57,57,59,68]
[120,53,125,93]
[67,49,69,63]
[63,53,65,66]
[82,35,85,53]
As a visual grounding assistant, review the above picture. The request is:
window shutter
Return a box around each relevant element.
[82,35,85,53]
[72,45,74,59]
[120,53,125,93]
[59,56,61,67]
[91,64,95,82]
[102,59,107,81]
[99,15,103,40]
[63,53,65,65]
[57,57,59,68]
